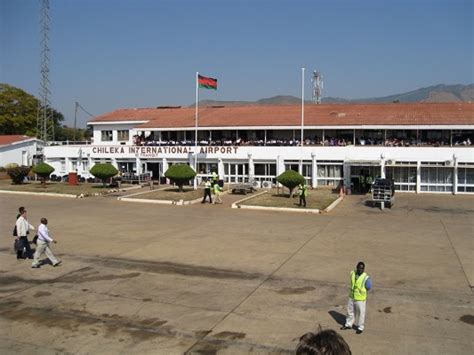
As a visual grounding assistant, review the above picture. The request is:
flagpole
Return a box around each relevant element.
[301,67,305,147]
[194,72,199,189]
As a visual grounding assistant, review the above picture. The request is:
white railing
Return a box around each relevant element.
[47,141,93,146]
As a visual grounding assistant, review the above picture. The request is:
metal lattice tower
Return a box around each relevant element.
[37,0,54,141]
[311,70,323,104]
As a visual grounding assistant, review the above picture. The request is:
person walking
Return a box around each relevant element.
[15,208,35,260]
[32,218,61,268]
[341,261,372,334]
[298,182,308,207]
[201,178,213,204]
[212,181,223,204]
[211,170,218,187]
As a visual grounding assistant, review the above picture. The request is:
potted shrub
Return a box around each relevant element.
[89,163,118,187]
[32,162,55,187]
[164,164,196,192]
[276,170,305,198]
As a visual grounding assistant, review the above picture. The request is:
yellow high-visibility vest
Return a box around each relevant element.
[349,270,368,301]
[298,184,308,196]
[213,184,222,194]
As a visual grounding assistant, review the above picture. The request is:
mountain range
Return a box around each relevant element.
[194,83,473,106]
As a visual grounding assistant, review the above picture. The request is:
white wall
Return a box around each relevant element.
[43,144,474,184]
[91,124,136,145]
[0,140,41,167]
[44,144,474,163]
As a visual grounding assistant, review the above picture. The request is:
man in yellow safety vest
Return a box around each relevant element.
[298,183,308,207]
[211,171,218,187]
[201,178,212,204]
[212,182,223,204]
[340,261,372,334]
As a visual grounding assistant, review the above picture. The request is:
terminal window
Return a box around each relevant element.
[101,130,113,141]
[117,130,129,141]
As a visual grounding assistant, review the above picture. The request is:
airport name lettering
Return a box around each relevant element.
[92,146,239,156]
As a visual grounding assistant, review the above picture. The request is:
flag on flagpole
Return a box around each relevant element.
[198,74,218,90]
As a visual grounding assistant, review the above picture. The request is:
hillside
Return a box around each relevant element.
[194,83,473,106]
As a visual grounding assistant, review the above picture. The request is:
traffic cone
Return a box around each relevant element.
[339,186,345,197]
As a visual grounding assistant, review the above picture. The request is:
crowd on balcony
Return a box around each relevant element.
[132,134,471,147]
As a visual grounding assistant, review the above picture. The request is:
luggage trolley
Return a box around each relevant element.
[371,178,395,209]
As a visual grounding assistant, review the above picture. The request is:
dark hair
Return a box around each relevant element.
[357,261,365,269]
[41,217,48,224]
[19,206,25,213]
[296,330,351,355]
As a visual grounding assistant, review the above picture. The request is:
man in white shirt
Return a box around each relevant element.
[15,209,35,259]
[32,218,61,268]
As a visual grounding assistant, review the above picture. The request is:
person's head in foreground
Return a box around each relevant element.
[296,328,352,355]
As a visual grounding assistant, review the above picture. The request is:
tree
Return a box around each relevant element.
[7,165,31,185]
[0,83,64,137]
[89,163,118,187]
[32,162,55,186]
[164,164,196,192]
[276,170,305,197]
[55,125,92,141]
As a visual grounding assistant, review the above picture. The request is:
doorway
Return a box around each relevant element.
[146,162,162,181]
[350,165,380,194]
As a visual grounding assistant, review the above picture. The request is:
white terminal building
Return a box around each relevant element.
[44,103,474,194]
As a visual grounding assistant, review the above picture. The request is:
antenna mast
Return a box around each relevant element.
[37,0,54,141]
[311,70,323,104]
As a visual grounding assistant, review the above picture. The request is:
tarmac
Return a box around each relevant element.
[0,191,473,354]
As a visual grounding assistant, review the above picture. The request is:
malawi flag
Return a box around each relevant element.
[198,74,218,90]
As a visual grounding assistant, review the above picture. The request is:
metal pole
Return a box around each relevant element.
[73,101,78,142]
[194,72,199,189]
[301,67,305,147]
[195,72,199,148]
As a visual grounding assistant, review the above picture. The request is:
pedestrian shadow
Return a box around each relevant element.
[328,310,346,326]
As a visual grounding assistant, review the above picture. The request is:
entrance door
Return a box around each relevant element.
[146,162,162,181]
[22,151,28,166]
[350,165,380,193]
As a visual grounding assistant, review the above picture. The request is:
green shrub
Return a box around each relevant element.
[7,166,31,184]
[276,170,305,197]
[90,163,118,186]
[164,164,196,191]
[32,162,55,184]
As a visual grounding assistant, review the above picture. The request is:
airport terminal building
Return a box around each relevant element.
[44,102,474,194]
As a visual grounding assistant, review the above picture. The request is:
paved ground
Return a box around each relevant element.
[0,191,472,354]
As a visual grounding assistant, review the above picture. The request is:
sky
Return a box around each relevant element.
[1,0,472,127]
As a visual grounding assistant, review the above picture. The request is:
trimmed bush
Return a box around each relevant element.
[164,164,196,191]
[32,162,55,185]
[276,170,305,197]
[89,163,118,186]
[7,166,31,184]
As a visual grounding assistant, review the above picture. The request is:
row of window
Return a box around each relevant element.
[49,157,474,193]
[101,130,129,142]
[101,129,473,145]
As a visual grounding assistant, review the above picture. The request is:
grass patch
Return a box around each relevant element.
[239,187,339,210]
[132,187,204,201]
[0,180,130,195]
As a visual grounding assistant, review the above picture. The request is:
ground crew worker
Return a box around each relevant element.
[298,182,308,207]
[211,171,218,187]
[365,175,374,193]
[212,181,223,204]
[341,261,372,334]
[201,178,212,204]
